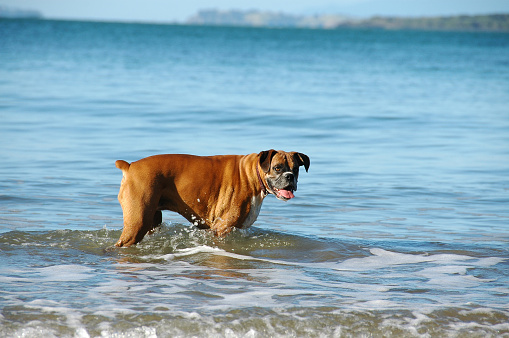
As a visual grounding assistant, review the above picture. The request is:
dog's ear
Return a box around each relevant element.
[259,149,277,173]
[294,153,310,172]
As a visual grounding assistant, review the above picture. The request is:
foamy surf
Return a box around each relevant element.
[1,226,508,337]
[158,245,298,264]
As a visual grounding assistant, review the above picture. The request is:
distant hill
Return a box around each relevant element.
[187,10,509,32]
[342,14,509,32]
[187,10,351,29]
[0,6,42,19]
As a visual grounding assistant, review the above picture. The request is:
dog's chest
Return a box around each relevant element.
[241,195,263,228]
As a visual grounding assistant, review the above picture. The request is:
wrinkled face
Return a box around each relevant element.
[259,150,310,201]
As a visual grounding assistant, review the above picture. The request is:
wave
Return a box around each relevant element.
[3,302,508,337]
[1,223,508,337]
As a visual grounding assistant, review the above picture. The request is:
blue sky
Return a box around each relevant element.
[1,0,508,23]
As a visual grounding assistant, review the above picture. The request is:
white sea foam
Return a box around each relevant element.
[166,245,225,257]
[132,244,508,314]
[3,238,506,336]
[162,246,505,281]
[36,264,95,282]
[159,245,289,265]
[332,248,475,271]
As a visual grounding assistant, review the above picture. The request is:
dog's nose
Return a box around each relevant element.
[284,172,294,181]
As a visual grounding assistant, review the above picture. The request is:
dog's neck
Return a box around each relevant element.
[256,164,269,197]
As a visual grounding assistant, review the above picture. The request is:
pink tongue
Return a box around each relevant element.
[278,189,295,199]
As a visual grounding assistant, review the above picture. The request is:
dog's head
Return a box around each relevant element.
[258,150,310,201]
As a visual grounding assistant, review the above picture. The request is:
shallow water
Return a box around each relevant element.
[1,19,508,337]
[1,226,508,337]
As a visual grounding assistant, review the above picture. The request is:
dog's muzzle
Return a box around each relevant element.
[269,171,297,201]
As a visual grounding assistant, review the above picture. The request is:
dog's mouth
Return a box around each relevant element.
[274,187,295,201]
[266,178,296,201]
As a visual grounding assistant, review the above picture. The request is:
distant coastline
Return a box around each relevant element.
[187,10,509,32]
[2,6,508,32]
[0,6,42,19]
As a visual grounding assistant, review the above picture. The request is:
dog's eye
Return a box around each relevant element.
[273,166,282,172]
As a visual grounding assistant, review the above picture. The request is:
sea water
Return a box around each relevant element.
[1,19,508,336]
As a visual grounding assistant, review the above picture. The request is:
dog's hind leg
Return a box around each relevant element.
[153,210,162,228]
[115,191,161,247]
[146,210,163,236]
[115,209,147,247]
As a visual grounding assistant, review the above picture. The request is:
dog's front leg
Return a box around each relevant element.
[211,217,235,237]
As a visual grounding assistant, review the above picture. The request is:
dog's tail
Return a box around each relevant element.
[115,160,130,175]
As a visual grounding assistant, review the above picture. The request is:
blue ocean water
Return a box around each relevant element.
[1,19,508,336]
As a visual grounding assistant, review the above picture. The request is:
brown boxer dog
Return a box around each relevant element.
[114,150,310,247]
